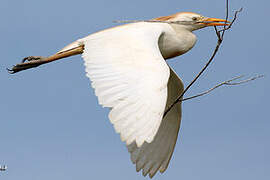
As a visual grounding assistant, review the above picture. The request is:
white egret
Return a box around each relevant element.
[9,12,229,178]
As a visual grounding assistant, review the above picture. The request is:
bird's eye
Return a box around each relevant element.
[192,17,198,21]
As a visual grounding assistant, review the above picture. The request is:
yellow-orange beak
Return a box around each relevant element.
[199,17,230,26]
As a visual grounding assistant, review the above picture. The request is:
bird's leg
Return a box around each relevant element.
[8,45,84,74]
[7,56,47,74]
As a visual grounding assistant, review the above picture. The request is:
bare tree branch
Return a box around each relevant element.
[181,75,264,102]
[163,0,243,118]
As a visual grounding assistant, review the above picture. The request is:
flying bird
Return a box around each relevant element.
[9,12,229,178]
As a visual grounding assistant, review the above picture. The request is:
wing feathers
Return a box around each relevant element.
[127,68,184,178]
[82,22,170,147]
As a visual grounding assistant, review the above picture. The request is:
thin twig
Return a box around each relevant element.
[219,7,243,34]
[163,0,242,118]
[222,0,230,39]
[225,75,264,85]
[181,75,264,102]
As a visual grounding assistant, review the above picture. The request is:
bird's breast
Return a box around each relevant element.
[158,26,197,59]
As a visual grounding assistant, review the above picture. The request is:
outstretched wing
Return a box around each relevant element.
[127,67,184,178]
[81,23,170,147]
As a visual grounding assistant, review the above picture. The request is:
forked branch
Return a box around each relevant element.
[181,75,264,102]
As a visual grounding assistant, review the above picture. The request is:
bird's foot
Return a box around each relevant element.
[21,56,44,63]
[7,56,46,74]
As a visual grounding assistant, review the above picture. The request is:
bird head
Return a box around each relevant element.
[155,12,230,31]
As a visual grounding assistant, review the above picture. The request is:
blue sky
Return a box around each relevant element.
[0,0,269,179]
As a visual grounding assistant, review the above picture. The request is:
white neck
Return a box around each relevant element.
[158,24,197,59]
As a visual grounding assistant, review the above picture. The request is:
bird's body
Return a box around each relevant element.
[59,20,197,60]
[9,12,229,178]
